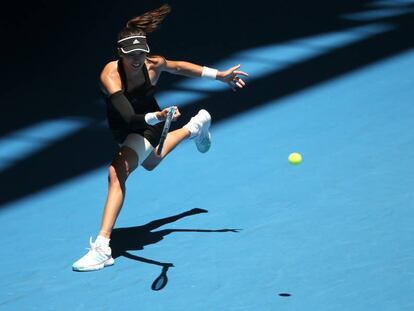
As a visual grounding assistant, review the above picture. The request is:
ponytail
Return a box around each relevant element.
[125,4,171,34]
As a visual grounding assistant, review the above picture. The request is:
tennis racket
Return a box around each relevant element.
[156,106,175,156]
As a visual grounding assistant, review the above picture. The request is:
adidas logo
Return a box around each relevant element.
[133,39,140,44]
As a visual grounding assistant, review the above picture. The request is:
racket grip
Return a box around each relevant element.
[156,107,175,156]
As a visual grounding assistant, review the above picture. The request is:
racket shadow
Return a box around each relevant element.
[110,208,241,290]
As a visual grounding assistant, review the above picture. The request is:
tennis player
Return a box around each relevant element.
[72,3,248,271]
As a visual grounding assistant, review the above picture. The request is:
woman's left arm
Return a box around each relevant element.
[161,58,249,91]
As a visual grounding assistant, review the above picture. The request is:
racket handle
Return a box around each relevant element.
[156,107,175,156]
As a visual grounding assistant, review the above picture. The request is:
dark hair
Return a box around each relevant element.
[117,4,171,41]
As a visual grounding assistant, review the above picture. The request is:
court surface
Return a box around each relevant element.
[1,34,414,311]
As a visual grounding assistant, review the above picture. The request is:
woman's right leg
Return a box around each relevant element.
[99,146,139,238]
[72,146,138,272]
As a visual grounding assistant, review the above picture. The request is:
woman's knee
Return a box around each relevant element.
[108,160,136,183]
[112,147,139,174]
[108,165,126,186]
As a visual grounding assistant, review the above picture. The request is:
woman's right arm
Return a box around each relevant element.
[100,63,163,128]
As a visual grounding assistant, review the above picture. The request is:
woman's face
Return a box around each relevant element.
[121,51,146,70]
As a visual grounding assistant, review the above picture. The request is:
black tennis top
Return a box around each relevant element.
[105,59,163,147]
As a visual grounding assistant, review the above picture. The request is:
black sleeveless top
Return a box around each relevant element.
[105,59,163,147]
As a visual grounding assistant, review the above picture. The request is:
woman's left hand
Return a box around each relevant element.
[157,106,181,121]
[217,64,249,91]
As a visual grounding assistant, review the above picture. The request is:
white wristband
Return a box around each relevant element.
[201,66,218,80]
[144,112,160,125]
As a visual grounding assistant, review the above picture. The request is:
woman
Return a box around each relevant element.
[72,3,248,271]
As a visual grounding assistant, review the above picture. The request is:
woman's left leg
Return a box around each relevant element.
[142,108,212,171]
[142,127,190,170]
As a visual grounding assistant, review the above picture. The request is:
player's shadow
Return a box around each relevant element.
[110,207,240,291]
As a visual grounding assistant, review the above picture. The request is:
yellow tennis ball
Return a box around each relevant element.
[288,152,302,165]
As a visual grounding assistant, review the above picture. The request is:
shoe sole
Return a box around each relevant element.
[196,131,211,153]
[196,110,211,153]
[72,257,115,272]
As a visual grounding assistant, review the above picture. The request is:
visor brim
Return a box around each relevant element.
[120,45,150,54]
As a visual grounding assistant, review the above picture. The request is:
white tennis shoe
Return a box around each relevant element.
[72,237,114,272]
[184,109,212,153]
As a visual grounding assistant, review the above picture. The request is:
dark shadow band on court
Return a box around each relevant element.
[1,0,414,208]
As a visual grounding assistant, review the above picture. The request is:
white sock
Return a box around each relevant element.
[95,235,110,247]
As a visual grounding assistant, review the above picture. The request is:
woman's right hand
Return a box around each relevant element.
[156,106,181,121]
